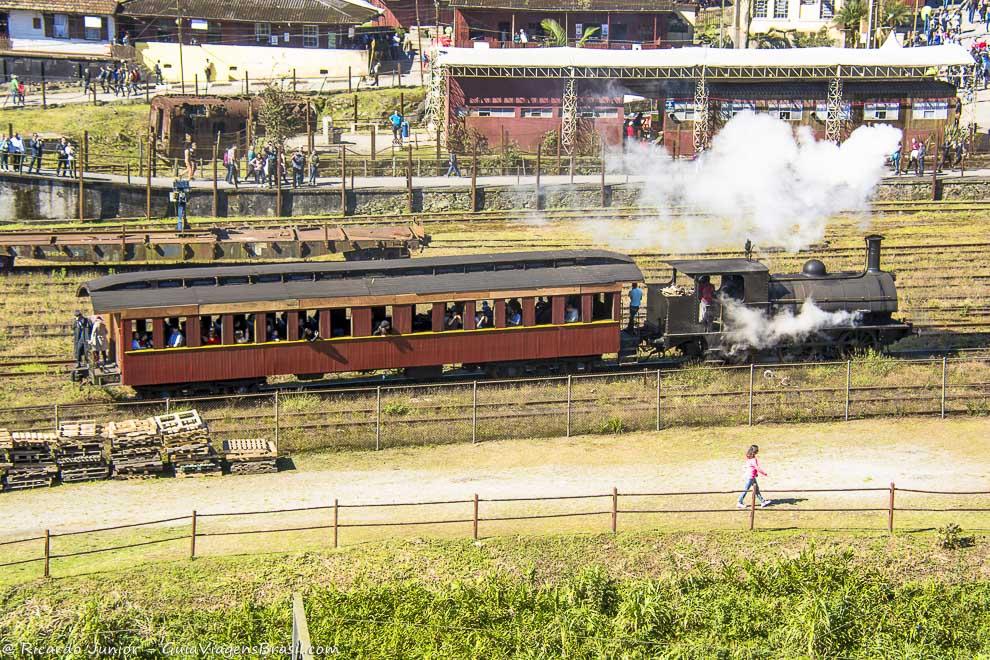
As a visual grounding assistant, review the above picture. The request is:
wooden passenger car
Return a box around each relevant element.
[78,250,643,392]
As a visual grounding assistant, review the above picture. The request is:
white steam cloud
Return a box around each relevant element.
[720,297,861,353]
[602,111,901,253]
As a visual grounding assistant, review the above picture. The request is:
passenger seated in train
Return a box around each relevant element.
[131,333,152,350]
[167,323,185,348]
[564,302,580,323]
[475,301,493,328]
[373,319,393,336]
[506,300,522,326]
[445,306,463,330]
[535,297,552,324]
[234,329,249,344]
[205,328,220,345]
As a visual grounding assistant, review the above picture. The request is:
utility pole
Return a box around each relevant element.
[175,0,186,94]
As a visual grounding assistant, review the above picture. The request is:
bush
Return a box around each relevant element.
[937,523,975,550]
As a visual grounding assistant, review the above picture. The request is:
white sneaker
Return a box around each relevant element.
[736,502,747,509]
[760,500,772,508]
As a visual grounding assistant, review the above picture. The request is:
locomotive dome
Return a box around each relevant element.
[802,259,827,276]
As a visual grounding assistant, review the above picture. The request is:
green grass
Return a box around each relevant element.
[1,531,989,657]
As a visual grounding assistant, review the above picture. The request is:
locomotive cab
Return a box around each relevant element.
[645,259,769,355]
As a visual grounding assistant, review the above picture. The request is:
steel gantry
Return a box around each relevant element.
[825,73,844,144]
[693,70,710,153]
[561,75,577,155]
[427,64,449,147]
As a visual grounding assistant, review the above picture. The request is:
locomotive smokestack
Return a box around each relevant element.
[865,234,883,273]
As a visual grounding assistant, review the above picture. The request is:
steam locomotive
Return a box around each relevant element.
[637,235,913,361]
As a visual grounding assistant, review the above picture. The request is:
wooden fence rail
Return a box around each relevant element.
[2,484,989,578]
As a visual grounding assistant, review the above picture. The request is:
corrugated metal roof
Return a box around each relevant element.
[81,250,643,313]
[118,0,380,24]
[0,0,117,13]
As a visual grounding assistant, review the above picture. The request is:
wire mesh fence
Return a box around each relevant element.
[0,356,987,452]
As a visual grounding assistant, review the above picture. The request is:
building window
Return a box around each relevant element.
[470,107,515,117]
[753,0,768,18]
[303,25,319,48]
[83,16,102,41]
[578,108,619,118]
[814,102,852,121]
[864,102,899,121]
[255,22,271,44]
[665,100,696,121]
[521,107,553,118]
[720,101,756,120]
[820,0,835,18]
[53,14,69,39]
[912,101,948,119]
[32,17,41,30]
[774,0,789,19]
[768,101,803,121]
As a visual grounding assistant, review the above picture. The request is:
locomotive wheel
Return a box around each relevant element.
[835,330,879,357]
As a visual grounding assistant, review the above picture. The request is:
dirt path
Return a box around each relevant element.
[1,417,987,538]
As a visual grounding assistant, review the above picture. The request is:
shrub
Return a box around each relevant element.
[937,523,974,550]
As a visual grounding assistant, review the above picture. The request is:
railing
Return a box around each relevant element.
[1,483,987,579]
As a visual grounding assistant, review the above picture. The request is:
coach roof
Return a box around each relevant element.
[79,250,643,313]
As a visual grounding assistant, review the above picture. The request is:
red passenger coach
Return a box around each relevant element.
[78,251,643,393]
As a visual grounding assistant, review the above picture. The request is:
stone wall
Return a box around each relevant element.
[0,171,984,223]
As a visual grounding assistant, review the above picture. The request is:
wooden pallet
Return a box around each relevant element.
[227,460,278,475]
[58,421,103,439]
[9,448,52,463]
[3,477,55,491]
[60,464,110,483]
[222,438,276,459]
[0,428,10,449]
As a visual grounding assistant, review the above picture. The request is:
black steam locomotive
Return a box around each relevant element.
[638,235,913,361]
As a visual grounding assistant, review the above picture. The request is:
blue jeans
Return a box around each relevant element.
[738,477,765,505]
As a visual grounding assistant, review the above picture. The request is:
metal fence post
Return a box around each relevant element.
[749,487,756,531]
[941,357,947,418]
[471,381,478,444]
[566,375,572,437]
[748,364,755,426]
[43,529,50,578]
[190,510,197,559]
[53,404,59,432]
[375,386,382,451]
[844,360,851,421]
[888,482,895,534]
[472,493,479,541]
[274,391,280,451]
[655,369,661,431]
[332,498,338,549]
[611,487,618,533]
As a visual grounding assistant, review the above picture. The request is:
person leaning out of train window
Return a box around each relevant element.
[697,275,715,328]
[475,301,493,328]
[564,303,580,323]
[205,328,220,345]
[373,319,393,336]
[445,307,463,330]
[303,326,320,342]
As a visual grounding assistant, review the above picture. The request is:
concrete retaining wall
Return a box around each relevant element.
[0,171,984,223]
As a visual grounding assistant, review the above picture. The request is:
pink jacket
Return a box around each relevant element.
[744,457,766,479]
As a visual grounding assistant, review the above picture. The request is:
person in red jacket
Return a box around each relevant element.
[737,444,772,509]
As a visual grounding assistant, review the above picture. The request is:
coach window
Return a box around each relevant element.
[330,309,352,338]
[163,317,187,348]
[473,300,494,329]
[592,293,615,321]
[298,310,320,340]
[412,304,432,333]
[264,312,286,342]
[371,306,393,335]
[504,299,522,327]
[128,319,153,350]
[231,314,253,343]
[200,316,221,345]
[564,296,582,323]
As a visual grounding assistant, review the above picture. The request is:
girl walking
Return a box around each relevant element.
[737,445,771,509]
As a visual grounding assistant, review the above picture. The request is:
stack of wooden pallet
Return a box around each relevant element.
[106,418,164,479]
[155,410,221,478]
[56,421,109,483]
[3,432,58,491]
[222,438,278,475]
[0,428,11,487]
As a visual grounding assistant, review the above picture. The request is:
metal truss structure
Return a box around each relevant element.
[426,65,448,144]
[825,75,843,144]
[693,73,710,153]
[561,76,577,155]
[443,64,955,81]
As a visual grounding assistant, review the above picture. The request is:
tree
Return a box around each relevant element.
[539,18,600,47]
[880,0,912,38]
[833,0,868,47]
[257,83,299,150]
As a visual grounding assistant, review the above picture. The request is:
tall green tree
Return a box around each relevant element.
[833,0,868,47]
[539,18,600,47]
[257,83,299,150]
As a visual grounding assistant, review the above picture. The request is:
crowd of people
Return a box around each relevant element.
[889,136,967,175]
[0,134,78,176]
[90,63,147,97]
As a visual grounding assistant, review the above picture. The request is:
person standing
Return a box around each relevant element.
[72,311,92,367]
[9,133,24,172]
[65,142,77,178]
[389,110,403,145]
[224,145,239,187]
[445,151,461,177]
[184,142,198,180]
[0,134,9,171]
[916,140,926,176]
[627,282,643,331]
[5,75,16,107]
[736,444,771,509]
[291,148,305,187]
[56,137,68,176]
[890,142,901,175]
[83,67,93,94]
[309,150,320,186]
[27,134,43,174]
[90,315,109,366]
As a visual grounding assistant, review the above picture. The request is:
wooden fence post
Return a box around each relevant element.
[565,375,572,437]
[78,146,85,222]
[347,66,352,93]
[611,487,618,534]
[274,390,280,449]
[471,381,478,444]
[600,142,607,208]
[43,529,50,578]
[472,493,479,541]
[83,130,89,171]
[844,360,851,421]
[333,498,339,548]
[127,163,131,184]
[53,404,59,432]
[146,133,153,221]
[353,95,358,124]
[748,363,755,426]
[471,147,478,212]
[212,137,219,217]
[655,369,662,431]
[40,61,46,109]
[941,356,947,418]
[190,510,197,559]
[535,143,542,209]
[244,70,248,95]
[370,124,376,162]
[339,148,346,215]
[888,482,895,534]
[375,386,382,451]
[749,487,756,531]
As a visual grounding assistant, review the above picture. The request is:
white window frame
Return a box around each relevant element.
[864,102,900,121]
[912,100,949,120]
[753,0,768,17]
[665,100,696,121]
[578,108,619,119]
[820,0,835,18]
[255,22,271,44]
[53,14,69,39]
[720,101,755,120]
[190,19,208,31]
[814,102,852,121]
[521,107,553,118]
[302,25,319,48]
[767,101,803,121]
[83,16,102,41]
[774,0,789,18]
[470,107,515,117]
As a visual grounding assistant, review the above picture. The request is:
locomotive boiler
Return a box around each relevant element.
[640,235,912,361]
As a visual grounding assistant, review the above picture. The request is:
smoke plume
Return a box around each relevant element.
[720,297,861,353]
[602,111,901,253]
